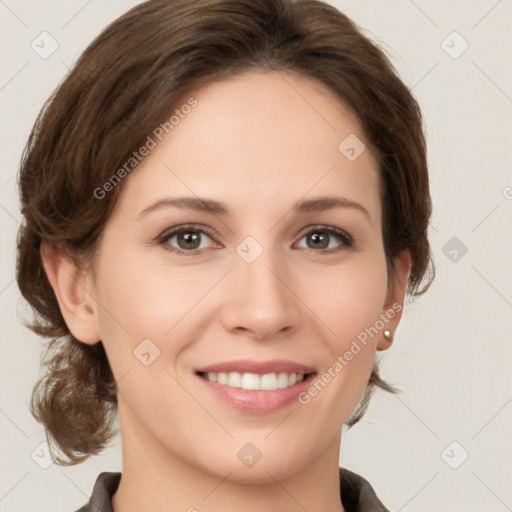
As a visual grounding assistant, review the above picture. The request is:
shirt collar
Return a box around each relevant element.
[75,468,390,512]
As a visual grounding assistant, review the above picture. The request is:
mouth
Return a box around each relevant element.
[195,370,316,391]
[195,370,317,415]
[193,359,317,413]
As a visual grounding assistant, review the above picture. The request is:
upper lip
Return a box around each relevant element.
[195,359,316,375]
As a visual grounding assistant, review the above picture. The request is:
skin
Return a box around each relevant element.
[43,71,410,512]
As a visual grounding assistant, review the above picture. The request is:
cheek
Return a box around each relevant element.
[302,262,388,413]
[91,254,198,417]
[92,251,210,367]
[310,253,389,353]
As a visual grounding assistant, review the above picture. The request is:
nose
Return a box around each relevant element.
[220,248,301,341]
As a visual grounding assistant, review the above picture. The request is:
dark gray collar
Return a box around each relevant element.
[75,468,390,511]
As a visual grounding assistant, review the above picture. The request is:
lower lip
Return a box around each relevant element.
[196,373,316,413]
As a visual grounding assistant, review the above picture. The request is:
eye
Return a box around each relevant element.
[157,224,219,254]
[294,225,354,253]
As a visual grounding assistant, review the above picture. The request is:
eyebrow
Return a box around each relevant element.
[137,195,371,222]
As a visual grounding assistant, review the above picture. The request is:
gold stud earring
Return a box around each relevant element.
[383,329,392,340]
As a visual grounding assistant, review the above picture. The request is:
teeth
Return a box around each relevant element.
[242,372,260,390]
[227,372,242,388]
[260,373,277,390]
[202,371,308,390]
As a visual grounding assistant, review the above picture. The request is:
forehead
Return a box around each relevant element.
[111,71,381,223]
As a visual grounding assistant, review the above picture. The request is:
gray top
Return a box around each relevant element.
[75,468,390,511]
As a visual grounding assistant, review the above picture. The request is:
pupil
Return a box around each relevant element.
[179,232,200,249]
[309,232,328,249]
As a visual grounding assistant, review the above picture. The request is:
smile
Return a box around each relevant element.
[197,371,310,391]
[194,363,317,413]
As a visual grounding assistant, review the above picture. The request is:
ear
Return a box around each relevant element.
[40,242,100,345]
[377,249,412,351]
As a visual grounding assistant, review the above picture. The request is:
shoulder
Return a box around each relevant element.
[74,472,121,512]
[339,467,391,512]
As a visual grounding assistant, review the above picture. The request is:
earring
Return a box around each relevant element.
[383,329,393,340]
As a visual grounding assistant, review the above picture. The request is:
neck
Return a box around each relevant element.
[112,402,345,512]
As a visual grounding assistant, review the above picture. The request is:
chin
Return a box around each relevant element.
[191,440,315,486]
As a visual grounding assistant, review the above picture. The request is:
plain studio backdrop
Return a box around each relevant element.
[1,1,511,511]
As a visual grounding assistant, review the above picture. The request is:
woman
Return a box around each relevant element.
[16,0,433,510]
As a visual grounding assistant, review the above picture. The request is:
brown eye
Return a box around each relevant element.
[295,226,354,253]
[158,225,217,254]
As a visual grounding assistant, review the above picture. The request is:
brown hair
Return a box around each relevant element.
[16,0,434,465]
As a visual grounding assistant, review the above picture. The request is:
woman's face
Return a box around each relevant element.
[82,71,409,482]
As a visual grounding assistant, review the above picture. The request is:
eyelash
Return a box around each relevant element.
[155,223,355,256]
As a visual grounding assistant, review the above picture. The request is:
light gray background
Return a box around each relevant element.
[1,1,511,511]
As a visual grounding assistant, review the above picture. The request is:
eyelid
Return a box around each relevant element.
[157,223,217,241]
